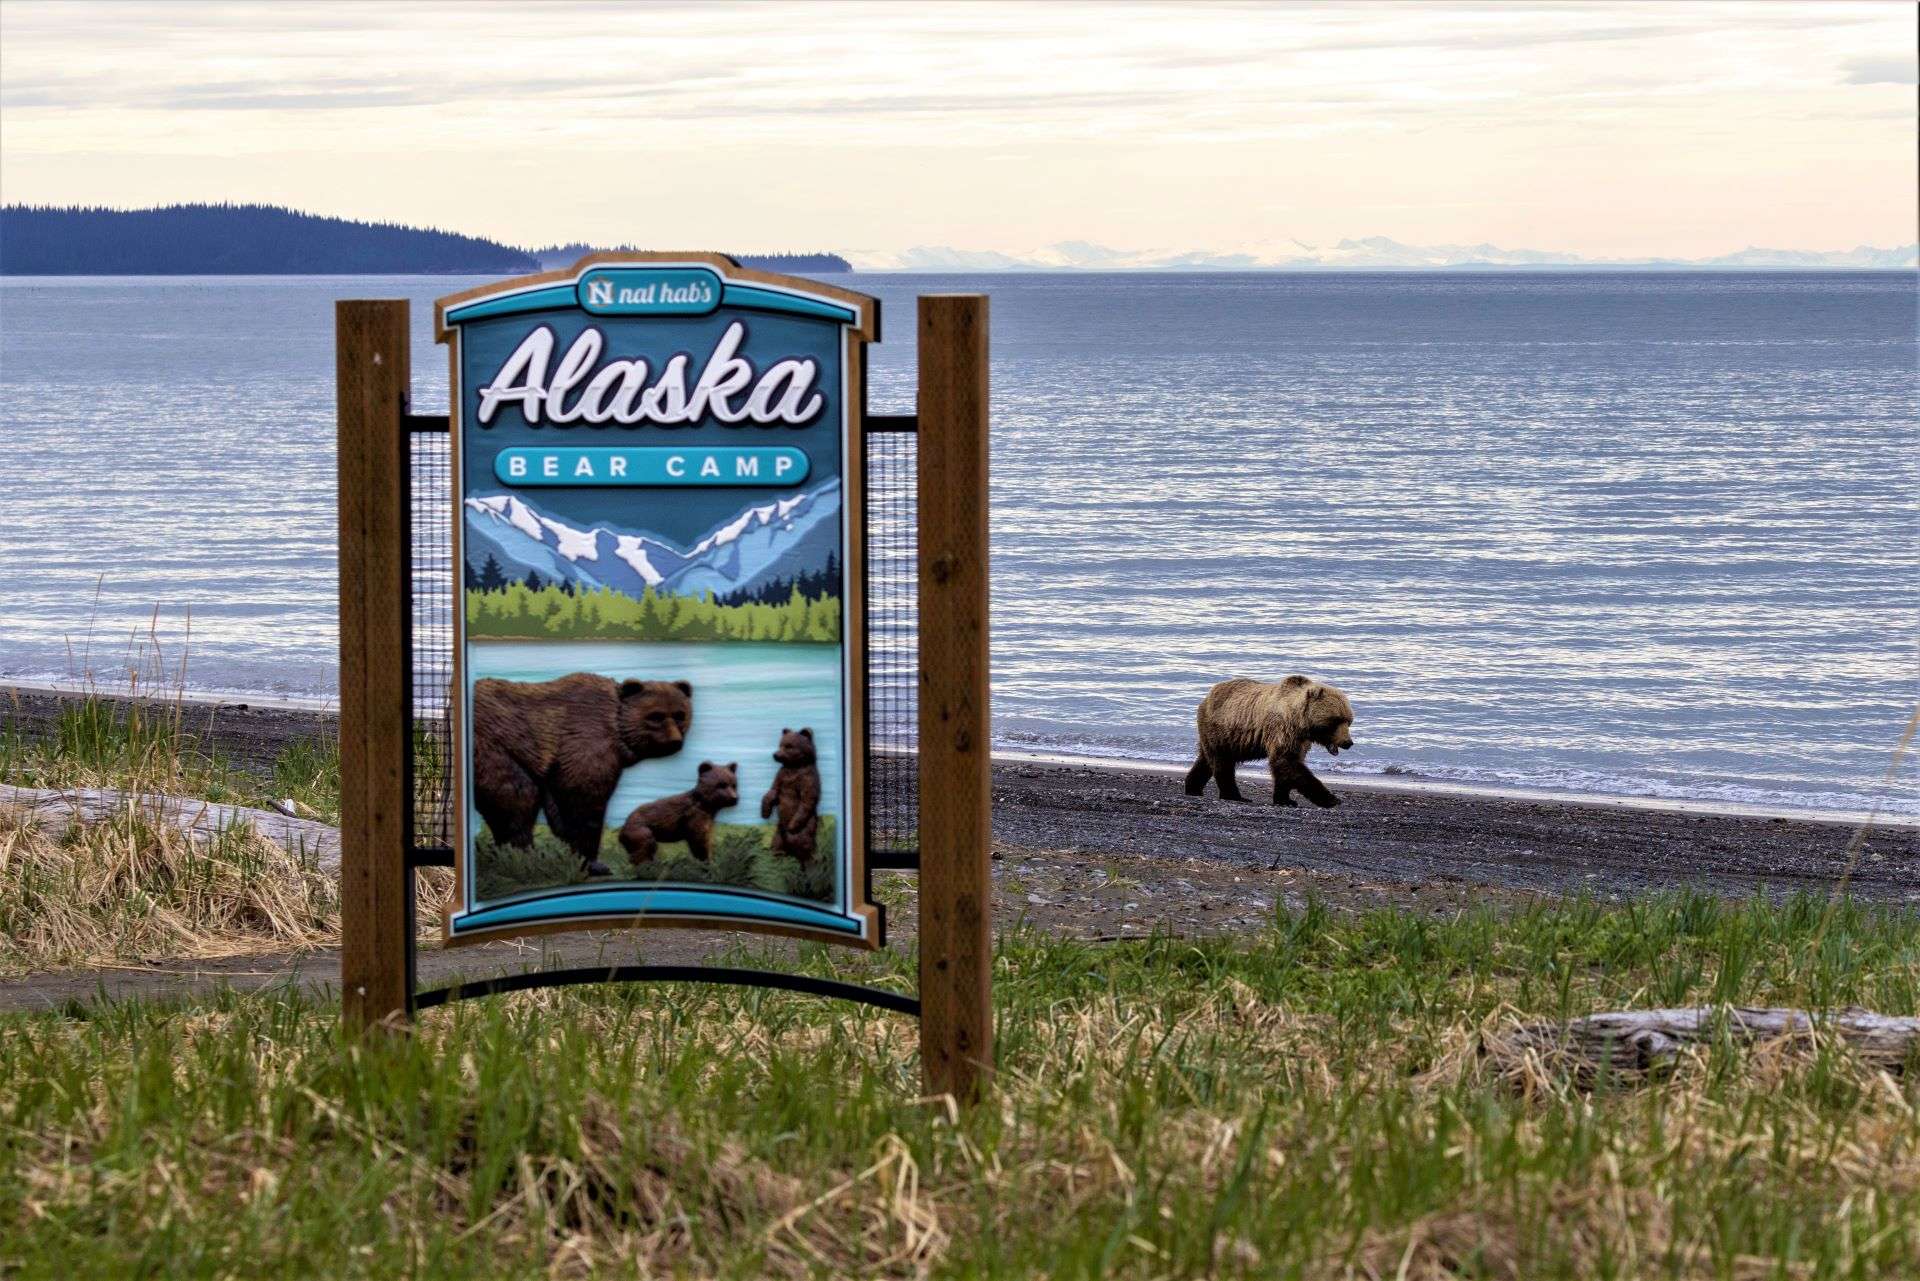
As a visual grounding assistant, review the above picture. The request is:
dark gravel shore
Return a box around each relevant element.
[6,683,1913,903]
[988,757,1917,903]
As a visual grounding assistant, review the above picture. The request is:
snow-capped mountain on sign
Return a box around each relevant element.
[464,480,840,602]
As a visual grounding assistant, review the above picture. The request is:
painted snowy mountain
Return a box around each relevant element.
[464,479,840,602]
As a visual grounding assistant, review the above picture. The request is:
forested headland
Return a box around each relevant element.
[0,204,852,275]
[0,204,537,274]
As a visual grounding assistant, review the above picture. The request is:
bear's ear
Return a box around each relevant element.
[728,761,738,772]
[673,680,693,697]
[699,760,713,772]
[618,679,646,699]
[781,727,790,735]
[1280,675,1311,690]
[800,727,813,738]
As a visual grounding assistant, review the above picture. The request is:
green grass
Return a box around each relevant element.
[2,892,1916,1279]
[475,816,840,904]
[1,697,344,824]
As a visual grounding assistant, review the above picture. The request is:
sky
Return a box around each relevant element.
[0,0,1914,259]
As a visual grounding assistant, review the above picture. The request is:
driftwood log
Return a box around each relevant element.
[1502,1007,1920,1076]
[0,783,340,873]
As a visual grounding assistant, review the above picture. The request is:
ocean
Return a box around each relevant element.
[1,271,1914,815]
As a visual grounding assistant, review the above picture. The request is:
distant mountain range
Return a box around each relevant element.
[526,243,849,274]
[464,480,841,603]
[0,204,851,275]
[846,236,1920,272]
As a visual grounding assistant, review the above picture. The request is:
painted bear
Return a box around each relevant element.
[618,761,740,864]
[471,673,691,876]
[1183,676,1355,807]
[761,727,822,865]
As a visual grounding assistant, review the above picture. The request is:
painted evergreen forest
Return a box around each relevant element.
[466,581,841,643]
[465,553,842,643]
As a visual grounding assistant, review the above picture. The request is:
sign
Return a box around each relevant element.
[434,254,882,947]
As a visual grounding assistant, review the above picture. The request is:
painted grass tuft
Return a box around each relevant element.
[2,895,1916,1279]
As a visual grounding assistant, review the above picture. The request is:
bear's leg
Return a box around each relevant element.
[1287,763,1340,809]
[618,815,658,865]
[1211,754,1245,802]
[475,749,541,849]
[1266,755,1300,806]
[686,812,713,862]
[1184,754,1211,796]
[554,792,614,877]
[794,814,819,864]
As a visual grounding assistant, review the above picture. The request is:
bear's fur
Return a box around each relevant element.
[1183,676,1355,808]
[472,673,691,876]
[760,727,822,865]
[619,761,740,864]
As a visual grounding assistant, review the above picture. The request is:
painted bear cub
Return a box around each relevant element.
[762,727,822,865]
[618,761,740,864]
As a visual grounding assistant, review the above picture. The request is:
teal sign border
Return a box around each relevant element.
[435,254,883,951]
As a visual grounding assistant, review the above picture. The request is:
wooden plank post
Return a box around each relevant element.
[917,294,993,1101]
[337,300,413,1033]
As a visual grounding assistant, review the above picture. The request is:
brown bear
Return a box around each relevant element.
[761,727,822,865]
[471,673,691,877]
[1183,676,1355,808]
[618,761,740,864]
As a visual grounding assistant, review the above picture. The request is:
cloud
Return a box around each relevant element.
[1843,56,1918,86]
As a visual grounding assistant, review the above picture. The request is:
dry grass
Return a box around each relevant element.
[0,684,454,973]
[0,804,338,974]
[0,803,450,975]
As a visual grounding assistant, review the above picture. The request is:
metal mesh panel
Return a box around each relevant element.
[865,428,919,857]
[409,426,454,855]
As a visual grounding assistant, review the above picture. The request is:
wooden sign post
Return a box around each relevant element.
[336,299,412,1032]
[335,271,993,1104]
[916,296,993,1101]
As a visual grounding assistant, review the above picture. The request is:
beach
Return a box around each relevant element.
[8,681,1911,905]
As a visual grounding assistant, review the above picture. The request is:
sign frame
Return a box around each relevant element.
[336,283,994,1102]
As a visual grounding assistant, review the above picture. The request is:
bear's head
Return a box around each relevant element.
[693,760,740,811]
[1302,682,1356,756]
[773,727,816,768]
[616,679,692,764]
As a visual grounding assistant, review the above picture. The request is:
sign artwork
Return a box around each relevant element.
[436,255,882,947]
